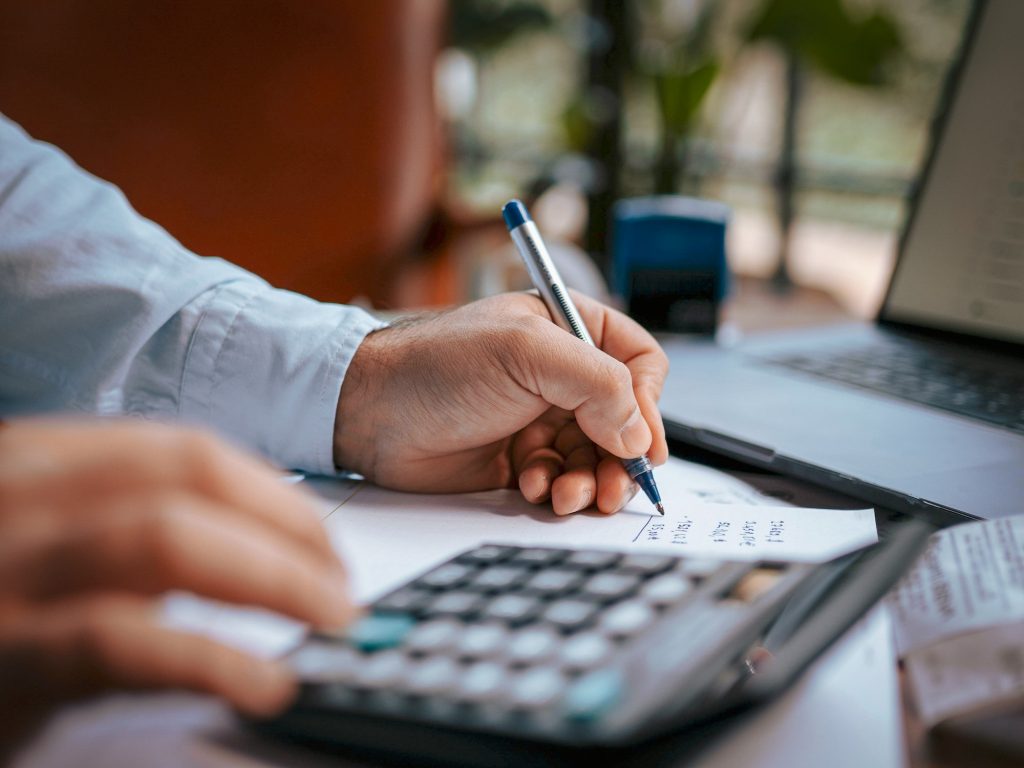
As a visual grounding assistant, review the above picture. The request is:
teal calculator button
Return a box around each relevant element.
[348,613,416,651]
[564,669,623,723]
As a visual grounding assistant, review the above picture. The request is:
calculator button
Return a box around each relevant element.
[481,594,542,625]
[455,623,509,659]
[562,550,622,570]
[540,599,600,632]
[598,600,656,638]
[416,563,476,589]
[422,591,485,619]
[510,548,569,567]
[564,669,623,723]
[318,683,358,709]
[455,544,519,565]
[508,667,566,709]
[580,572,642,602]
[506,626,560,665]
[456,661,508,704]
[405,618,462,654]
[406,656,459,697]
[374,587,433,615]
[674,557,723,579]
[558,632,613,672]
[522,568,585,597]
[347,613,416,652]
[354,650,409,690]
[467,565,529,592]
[289,643,360,682]
[618,553,675,575]
[639,572,693,607]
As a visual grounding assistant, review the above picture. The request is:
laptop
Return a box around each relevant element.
[658,0,1024,524]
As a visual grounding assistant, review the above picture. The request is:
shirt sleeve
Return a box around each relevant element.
[0,113,385,474]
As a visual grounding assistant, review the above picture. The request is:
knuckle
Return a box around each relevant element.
[180,429,221,464]
[78,601,121,665]
[500,316,545,376]
[603,361,634,400]
[140,503,190,583]
[179,430,233,491]
[509,315,543,350]
[655,347,670,374]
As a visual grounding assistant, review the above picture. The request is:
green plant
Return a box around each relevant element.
[640,1,721,195]
[744,0,905,287]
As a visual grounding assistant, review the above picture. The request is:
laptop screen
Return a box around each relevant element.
[883,0,1024,346]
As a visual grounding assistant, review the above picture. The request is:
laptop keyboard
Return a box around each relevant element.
[765,341,1024,434]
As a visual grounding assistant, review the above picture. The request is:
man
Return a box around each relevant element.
[0,114,668,743]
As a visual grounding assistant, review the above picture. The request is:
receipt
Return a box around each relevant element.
[905,624,1024,727]
[889,516,1024,655]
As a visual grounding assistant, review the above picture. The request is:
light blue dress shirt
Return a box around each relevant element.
[0,114,385,474]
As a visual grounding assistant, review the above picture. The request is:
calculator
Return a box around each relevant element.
[252,518,931,766]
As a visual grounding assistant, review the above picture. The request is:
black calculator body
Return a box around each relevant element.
[252,518,931,767]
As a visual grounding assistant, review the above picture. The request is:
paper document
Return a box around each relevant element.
[888,515,1024,655]
[889,515,1024,728]
[905,624,1024,727]
[325,456,876,603]
[161,458,877,654]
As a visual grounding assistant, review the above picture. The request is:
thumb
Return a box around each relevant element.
[512,319,653,459]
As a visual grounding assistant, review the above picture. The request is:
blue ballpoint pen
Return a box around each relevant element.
[502,199,665,516]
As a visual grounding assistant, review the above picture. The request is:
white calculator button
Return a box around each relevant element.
[508,667,565,709]
[506,626,560,665]
[456,623,509,659]
[558,632,613,671]
[640,573,692,607]
[456,661,508,703]
[405,619,462,654]
[354,650,408,690]
[289,644,360,683]
[598,600,656,639]
[406,656,460,697]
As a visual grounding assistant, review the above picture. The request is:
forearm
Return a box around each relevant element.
[0,113,383,472]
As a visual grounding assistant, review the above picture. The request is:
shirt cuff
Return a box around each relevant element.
[179,280,386,475]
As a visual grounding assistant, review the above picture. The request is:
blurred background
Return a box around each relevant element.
[0,0,972,320]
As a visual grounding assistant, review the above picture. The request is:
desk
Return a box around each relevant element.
[12,463,906,768]
[8,280,1003,767]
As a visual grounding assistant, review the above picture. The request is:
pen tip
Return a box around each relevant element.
[656,503,665,516]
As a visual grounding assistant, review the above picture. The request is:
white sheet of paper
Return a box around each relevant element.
[905,623,1024,727]
[161,458,876,651]
[326,457,876,603]
[888,515,1024,655]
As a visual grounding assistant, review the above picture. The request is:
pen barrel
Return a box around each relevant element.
[622,455,653,480]
[510,223,595,346]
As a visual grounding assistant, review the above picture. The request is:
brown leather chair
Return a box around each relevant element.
[0,1,446,305]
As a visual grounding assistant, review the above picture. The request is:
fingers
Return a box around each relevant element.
[570,291,670,465]
[511,293,669,464]
[512,410,568,504]
[0,421,338,566]
[595,456,639,514]
[513,417,640,516]
[512,318,653,459]
[563,292,669,464]
[12,497,354,628]
[5,595,296,717]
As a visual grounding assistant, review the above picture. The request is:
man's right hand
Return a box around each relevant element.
[0,419,353,750]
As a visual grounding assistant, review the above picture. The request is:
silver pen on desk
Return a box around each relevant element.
[502,199,665,516]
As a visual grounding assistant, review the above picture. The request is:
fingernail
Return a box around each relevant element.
[253,660,293,690]
[244,660,296,716]
[573,487,593,514]
[621,408,652,456]
[320,570,354,626]
[616,483,640,513]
